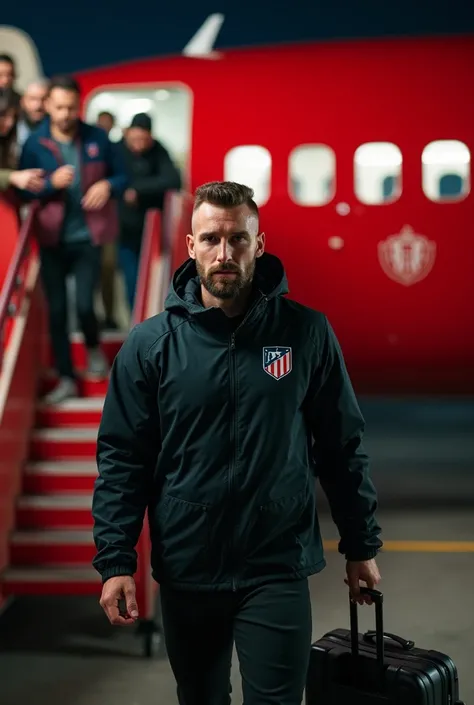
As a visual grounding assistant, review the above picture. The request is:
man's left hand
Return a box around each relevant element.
[344,558,381,605]
[82,180,111,210]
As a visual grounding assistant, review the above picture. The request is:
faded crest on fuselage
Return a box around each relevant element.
[378,226,437,286]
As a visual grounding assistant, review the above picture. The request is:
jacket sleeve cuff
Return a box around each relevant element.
[345,547,380,561]
[100,564,135,583]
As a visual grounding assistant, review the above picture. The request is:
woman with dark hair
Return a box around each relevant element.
[0,88,44,192]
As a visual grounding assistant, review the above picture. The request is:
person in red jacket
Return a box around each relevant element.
[19,75,128,404]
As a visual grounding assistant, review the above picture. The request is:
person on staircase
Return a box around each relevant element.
[16,78,50,149]
[18,75,128,405]
[96,110,120,331]
[0,54,21,108]
[0,88,45,194]
[116,112,181,313]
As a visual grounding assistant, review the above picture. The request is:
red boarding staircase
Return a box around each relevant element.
[6,331,121,595]
[0,195,191,655]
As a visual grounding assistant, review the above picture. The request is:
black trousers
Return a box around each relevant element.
[160,579,312,705]
[39,241,102,379]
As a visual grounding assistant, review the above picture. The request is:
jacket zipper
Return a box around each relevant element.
[229,332,237,591]
[227,294,267,592]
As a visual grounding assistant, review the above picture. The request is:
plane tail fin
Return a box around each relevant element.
[182,13,224,58]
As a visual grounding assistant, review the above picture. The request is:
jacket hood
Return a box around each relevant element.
[164,252,289,316]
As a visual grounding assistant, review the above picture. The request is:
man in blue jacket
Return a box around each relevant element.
[93,181,382,705]
[19,75,128,404]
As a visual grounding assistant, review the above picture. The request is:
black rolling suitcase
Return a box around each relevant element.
[306,587,464,705]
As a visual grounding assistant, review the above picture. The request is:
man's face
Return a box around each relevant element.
[187,202,265,300]
[21,83,48,123]
[97,113,114,134]
[45,87,80,133]
[0,60,14,90]
[125,127,152,154]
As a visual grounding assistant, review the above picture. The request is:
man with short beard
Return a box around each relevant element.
[19,74,128,404]
[16,78,49,148]
[92,181,382,705]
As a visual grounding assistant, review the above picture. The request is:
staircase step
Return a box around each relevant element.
[16,493,92,529]
[41,373,109,399]
[49,331,125,369]
[10,529,95,565]
[36,396,104,428]
[30,428,98,461]
[0,565,101,596]
[23,461,98,494]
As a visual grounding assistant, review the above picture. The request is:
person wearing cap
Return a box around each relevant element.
[116,112,182,312]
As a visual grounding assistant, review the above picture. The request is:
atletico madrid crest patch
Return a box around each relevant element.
[86,142,99,158]
[262,346,292,380]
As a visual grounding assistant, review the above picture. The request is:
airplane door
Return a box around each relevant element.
[84,86,192,187]
[82,85,192,327]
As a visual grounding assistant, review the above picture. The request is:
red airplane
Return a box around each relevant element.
[68,19,473,395]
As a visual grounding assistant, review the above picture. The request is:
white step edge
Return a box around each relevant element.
[25,461,98,476]
[11,529,94,544]
[32,428,98,441]
[43,368,110,382]
[37,397,105,411]
[2,566,100,582]
[70,331,125,344]
[18,494,92,509]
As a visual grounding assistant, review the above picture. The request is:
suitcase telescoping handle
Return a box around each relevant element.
[350,587,385,688]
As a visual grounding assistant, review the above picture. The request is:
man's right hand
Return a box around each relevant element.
[99,575,139,626]
[51,165,75,189]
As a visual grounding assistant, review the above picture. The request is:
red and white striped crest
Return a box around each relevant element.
[262,347,292,381]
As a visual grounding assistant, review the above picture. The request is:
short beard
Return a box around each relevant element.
[196,260,255,300]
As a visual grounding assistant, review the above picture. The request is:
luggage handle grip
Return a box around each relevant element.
[350,588,385,689]
[363,630,415,651]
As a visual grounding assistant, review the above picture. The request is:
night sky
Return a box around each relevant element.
[1,0,473,75]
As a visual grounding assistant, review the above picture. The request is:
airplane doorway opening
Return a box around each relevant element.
[84,85,192,189]
[80,85,192,330]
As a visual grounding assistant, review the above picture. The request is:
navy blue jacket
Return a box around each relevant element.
[19,118,128,246]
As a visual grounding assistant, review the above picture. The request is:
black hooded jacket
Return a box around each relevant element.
[115,137,181,250]
[92,253,382,590]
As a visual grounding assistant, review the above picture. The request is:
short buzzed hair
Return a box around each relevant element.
[48,74,80,95]
[98,110,114,121]
[25,77,50,92]
[193,181,259,218]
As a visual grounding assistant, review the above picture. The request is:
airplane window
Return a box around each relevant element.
[84,86,192,186]
[422,140,470,202]
[354,142,402,205]
[224,146,271,206]
[288,145,335,206]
